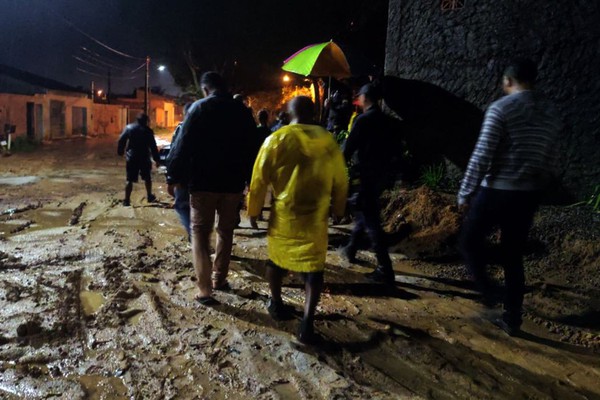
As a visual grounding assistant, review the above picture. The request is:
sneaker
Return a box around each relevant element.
[147,194,157,203]
[123,199,131,207]
[493,318,520,337]
[341,245,358,264]
[365,267,395,285]
[267,299,295,321]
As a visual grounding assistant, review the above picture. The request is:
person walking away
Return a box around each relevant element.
[458,58,561,336]
[166,103,193,239]
[270,111,290,132]
[117,113,160,206]
[247,96,348,345]
[341,83,398,284]
[167,72,257,304]
[250,109,273,228]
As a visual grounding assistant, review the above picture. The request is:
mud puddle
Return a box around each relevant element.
[0,176,40,186]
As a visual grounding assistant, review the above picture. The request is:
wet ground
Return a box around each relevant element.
[0,137,599,399]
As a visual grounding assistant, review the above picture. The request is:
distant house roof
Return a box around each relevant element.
[0,64,86,95]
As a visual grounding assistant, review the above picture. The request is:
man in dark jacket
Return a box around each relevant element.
[167,72,256,304]
[341,83,398,284]
[117,113,160,206]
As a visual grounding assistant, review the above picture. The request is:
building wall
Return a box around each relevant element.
[0,93,33,140]
[385,0,600,198]
[92,103,128,135]
[0,92,93,140]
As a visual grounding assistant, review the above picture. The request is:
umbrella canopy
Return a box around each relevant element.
[282,41,351,79]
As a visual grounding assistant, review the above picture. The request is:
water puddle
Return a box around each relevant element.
[79,375,128,399]
[0,208,73,238]
[80,291,105,316]
[0,176,40,186]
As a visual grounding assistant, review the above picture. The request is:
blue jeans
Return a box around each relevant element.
[174,186,191,238]
[460,187,541,327]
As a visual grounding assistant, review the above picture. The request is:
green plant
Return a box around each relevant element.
[419,163,445,189]
[570,185,600,213]
[10,136,40,153]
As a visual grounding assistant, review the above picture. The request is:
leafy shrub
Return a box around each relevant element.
[419,163,445,190]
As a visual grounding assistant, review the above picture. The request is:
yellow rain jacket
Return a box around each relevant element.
[247,124,348,273]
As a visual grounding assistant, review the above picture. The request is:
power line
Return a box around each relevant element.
[78,49,133,72]
[76,67,140,80]
[44,4,145,61]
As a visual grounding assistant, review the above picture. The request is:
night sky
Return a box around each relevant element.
[0,0,389,95]
[0,0,179,95]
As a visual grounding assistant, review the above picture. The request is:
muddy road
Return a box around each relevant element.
[1,137,599,399]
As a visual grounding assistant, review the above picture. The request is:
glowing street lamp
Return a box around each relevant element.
[157,65,166,72]
[282,74,291,84]
[97,89,103,97]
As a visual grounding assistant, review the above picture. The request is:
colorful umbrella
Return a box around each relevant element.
[282,41,351,79]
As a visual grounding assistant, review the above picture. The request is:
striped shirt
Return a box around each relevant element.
[458,90,562,205]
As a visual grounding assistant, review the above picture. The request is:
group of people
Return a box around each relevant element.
[117,57,561,343]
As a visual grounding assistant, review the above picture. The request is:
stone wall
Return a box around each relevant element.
[385,0,600,199]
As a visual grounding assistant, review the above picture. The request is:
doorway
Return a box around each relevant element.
[50,100,65,138]
[72,106,88,136]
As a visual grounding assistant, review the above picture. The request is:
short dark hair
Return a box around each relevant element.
[137,113,149,125]
[504,58,538,84]
[257,109,269,123]
[183,102,193,115]
[289,96,314,120]
[200,71,226,91]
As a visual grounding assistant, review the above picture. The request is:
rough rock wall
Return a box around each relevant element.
[385,0,600,199]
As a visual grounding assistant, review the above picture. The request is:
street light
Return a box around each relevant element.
[157,65,166,72]
[283,74,291,84]
[97,89,103,97]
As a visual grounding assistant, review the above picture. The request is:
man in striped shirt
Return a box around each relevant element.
[458,58,562,336]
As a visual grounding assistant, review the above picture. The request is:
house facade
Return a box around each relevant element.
[0,64,93,141]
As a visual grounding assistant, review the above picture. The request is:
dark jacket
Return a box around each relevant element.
[343,105,402,191]
[167,92,257,193]
[165,123,185,185]
[117,122,159,163]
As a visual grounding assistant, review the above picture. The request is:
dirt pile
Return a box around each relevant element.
[382,186,461,259]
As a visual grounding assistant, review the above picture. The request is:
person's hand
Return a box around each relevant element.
[249,216,259,229]
[324,98,330,108]
[167,183,179,197]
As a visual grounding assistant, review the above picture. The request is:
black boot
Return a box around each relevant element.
[365,266,395,285]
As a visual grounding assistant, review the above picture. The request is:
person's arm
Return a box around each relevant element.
[148,129,160,164]
[117,128,128,156]
[167,102,200,185]
[342,116,362,161]
[331,145,349,217]
[457,103,504,206]
[247,135,276,218]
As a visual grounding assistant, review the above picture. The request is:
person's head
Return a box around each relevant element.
[356,83,382,111]
[278,111,290,125]
[137,113,149,126]
[200,71,227,97]
[502,58,537,94]
[288,96,315,124]
[257,109,269,126]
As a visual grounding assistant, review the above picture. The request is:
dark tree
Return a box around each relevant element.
[120,0,388,93]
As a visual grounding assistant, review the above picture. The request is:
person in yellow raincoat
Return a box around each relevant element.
[247,96,348,344]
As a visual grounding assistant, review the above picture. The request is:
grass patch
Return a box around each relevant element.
[419,163,445,190]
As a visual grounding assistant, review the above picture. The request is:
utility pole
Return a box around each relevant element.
[144,56,150,116]
[107,69,112,104]
[91,80,95,100]
[106,68,110,104]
